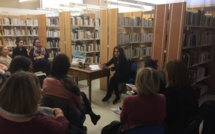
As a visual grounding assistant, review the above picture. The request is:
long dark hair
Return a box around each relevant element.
[113,46,126,61]
[33,37,39,46]
[15,37,23,46]
[50,54,80,95]
[165,60,190,88]
[50,54,70,77]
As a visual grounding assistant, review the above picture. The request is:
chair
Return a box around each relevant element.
[40,94,82,127]
[119,60,137,93]
[121,123,166,134]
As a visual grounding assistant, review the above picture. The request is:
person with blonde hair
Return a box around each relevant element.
[0,71,69,134]
[0,45,12,68]
[120,67,166,130]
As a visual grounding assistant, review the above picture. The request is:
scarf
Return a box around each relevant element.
[33,46,46,57]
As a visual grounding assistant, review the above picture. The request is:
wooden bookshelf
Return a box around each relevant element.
[0,14,39,54]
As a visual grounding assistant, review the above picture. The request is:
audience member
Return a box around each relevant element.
[163,60,199,134]
[8,56,32,74]
[144,58,166,92]
[0,71,69,134]
[12,37,28,58]
[29,38,50,75]
[99,46,129,104]
[120,67,166,130]
[0,45,12,68]
[42,54,100,128]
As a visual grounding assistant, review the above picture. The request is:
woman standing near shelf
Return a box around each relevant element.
[12,38,28,58]
[29,38,50,75]
[99,46,129,104]
[163,60,199,134]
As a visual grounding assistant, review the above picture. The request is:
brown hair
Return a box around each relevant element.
[112,46,126,60]
[165,60,190,88]
[9,56,32,74]
[0,71,41,115]
[135,67,160,95]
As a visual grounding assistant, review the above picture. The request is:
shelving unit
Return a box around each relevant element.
[71,13,100,64]
[46,17,60,61]
[0,14,38,55]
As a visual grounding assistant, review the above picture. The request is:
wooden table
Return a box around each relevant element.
[68,65,110,103]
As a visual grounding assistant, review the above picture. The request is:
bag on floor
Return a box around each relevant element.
[101,120,122,134]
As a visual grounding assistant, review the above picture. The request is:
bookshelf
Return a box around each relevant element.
[182,7,215,96]
[117,11,154,67]
[161,2,215,96]
[0,14,38,55]
[46,17,60,61]
[71,14,100,64]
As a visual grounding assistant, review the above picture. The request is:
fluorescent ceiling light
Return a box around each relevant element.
[103,0,144,9]
[19,0,37,2]
[118,0,155,7]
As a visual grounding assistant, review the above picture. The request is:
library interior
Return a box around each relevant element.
[0,0,215,134]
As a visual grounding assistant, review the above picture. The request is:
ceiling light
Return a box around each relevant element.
[19,0,37,2]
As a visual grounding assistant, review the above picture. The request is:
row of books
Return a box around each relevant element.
[46,18,59,26]
[72,30,95,40]
[2,17,38,26]
[46,39,60,48]
[46,30,60,37]
[71,16,100,26]
[118,17,153,27]
[118,32,153,44]
[49,50,60,59]
[194,84,208,97]
[182,50,213,67]
[3,28,38,36]
[3,38,35,46]
[189,67,209,84]
[72,43,100,52]
[185,10,215,27]
[183,30,215,47]
[122,47,152,59]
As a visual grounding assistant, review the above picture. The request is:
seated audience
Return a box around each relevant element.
[0,71,69,134]
[120,67,166,131]
[42,54,100,129]
[12,37,28,58]
[0,45,12,68]
[29,38,50,75]
[163,60,199,134]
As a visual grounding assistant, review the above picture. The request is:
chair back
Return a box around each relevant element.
[127,60,137,84]
[40,94,82,127]
[122,123,166,134]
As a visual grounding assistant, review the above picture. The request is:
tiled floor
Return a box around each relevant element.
[78,79,215,134]
[78,79,121,134]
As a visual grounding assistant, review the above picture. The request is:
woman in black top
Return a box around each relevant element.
[99,46,129,104]
[163,60,199,134]
[12,38,28,58]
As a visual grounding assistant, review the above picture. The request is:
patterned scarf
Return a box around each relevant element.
[33,46,46,57]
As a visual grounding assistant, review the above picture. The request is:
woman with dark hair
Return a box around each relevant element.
[99,46,129,104]
[29,38,50,75]
[12,38,28,58]
[164,60,199,134]
[0,71,69,134]
[8,56,32,74]
[43,54,100,128]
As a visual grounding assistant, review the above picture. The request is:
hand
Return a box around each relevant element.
[98,64,104,69]
[53,108,64,119]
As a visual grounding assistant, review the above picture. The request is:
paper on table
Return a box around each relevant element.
[89,65,101,70]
